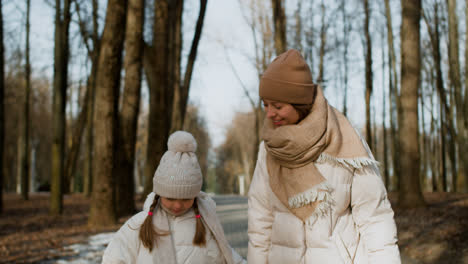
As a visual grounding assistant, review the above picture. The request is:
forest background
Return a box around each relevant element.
[0,0,467,263]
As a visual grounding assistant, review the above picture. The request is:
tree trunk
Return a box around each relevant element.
[64,84,90,193]
[171,0,207,131]
[83,0,99,198]
[168,0,182,134]
[143,0,172,196]
[384,0,401,190]
[423,3,455,192]
[430,82,438,192]
[0,0,4,213]
[420,85,427,190]
[317,1,326,84]
[50,0,71,214]
[88,0,127,227]
[398,0,425,207]
[305,1,315,80]
[271,0,286,55]
[462,0,468,192]
[381,27,390,189]
[341,0,349,116]
[17,0,32,200]
[293,1,302,51]
[447,0,467,192]
[363,0,373,149]
[115,0,144,217]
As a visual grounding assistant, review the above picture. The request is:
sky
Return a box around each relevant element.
[5,0,389,148]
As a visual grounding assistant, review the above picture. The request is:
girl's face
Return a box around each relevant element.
[262,99,300,127]
[160,197,195,216]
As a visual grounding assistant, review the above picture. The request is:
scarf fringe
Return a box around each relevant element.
[288,182,334,213]
[316,153,379,169]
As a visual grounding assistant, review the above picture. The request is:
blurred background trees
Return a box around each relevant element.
[0,0,468,220]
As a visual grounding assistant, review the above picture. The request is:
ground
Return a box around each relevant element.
[0,192,467,264]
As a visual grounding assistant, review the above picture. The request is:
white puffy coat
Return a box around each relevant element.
[248,141,401,264]
[103,192,246,264]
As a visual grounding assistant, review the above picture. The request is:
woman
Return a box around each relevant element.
[103,131,246,264]
[248,49,400,263]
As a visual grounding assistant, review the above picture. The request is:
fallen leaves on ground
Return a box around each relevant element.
[0,192,467,263]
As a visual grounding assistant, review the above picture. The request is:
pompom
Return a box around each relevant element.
[168,131,197,153]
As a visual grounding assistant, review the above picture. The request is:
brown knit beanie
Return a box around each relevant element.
[259,49,316,104]
[153,131,203,199]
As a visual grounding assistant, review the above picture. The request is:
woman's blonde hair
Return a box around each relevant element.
[139,196,206,251]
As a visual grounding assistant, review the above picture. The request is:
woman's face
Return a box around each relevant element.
[160,197,195,216]
[262,99,300,127]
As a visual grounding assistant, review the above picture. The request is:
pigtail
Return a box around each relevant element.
[192,198,206,247]
[139,195,168,251]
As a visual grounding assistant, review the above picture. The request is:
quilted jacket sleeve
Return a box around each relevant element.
[351,137,401,264]
[247,142,274,264]
[102,214,144,264]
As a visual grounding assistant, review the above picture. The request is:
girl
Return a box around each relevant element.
[103,131,246,264]
[248,49,401,263]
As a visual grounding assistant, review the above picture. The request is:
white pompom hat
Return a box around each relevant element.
[153,131,203,199]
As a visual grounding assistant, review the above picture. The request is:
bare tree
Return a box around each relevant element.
[271,0,286,54]
[115,0,145,217]
[63,82,89,194]
[341,0,350,116]
[17,0,32,200]
[317,0,327,84]
[460,0,468,192]
[384,0,401,189]
[88,0,128,227]
[143,0,208,196]
[398,0,425,207]
[182,105,211,189]
[235,0,276,189]
[446,0,467,192]
[81,0,100,197]
[142,0,177,196]
[0,0,4,213]
[422,2,455,192]
[171,0,208,131]
[363,0,373,148]
[380,24,390,189]
[50,0,71,215]
[293,1,302,51]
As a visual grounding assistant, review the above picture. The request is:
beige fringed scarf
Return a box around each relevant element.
[263,87,378,222]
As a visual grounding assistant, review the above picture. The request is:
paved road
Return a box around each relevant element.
[212,195,248,258]
[50,194,418,263]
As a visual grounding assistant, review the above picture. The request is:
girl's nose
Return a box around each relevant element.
[174,201,183,209]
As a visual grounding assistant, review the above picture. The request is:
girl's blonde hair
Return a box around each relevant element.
[139,196,206,251]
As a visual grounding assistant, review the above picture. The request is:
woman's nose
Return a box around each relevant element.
[266,107,275,118]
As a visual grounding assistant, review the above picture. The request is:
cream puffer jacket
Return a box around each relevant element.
[103,192,246,264]
[248,141,401,264]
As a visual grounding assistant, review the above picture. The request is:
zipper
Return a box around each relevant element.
[167,214,178,264]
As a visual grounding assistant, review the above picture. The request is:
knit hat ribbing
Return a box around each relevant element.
[259,49,316,104]
[153,131,203,199]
